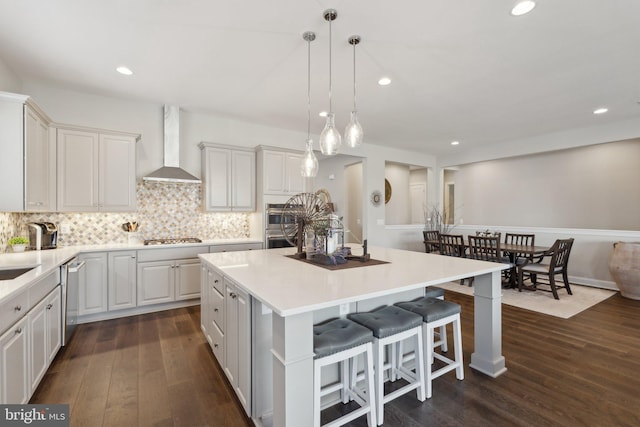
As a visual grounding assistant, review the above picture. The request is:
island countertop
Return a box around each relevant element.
[198,246,508,317]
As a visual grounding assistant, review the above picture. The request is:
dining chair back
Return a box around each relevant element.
[517,238,575,300]
[438,234,466,258]
[423,230,440,253]
[467,235,502,262]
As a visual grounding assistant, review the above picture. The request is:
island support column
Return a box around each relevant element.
[271,311,315,426]
[469,270,507,377]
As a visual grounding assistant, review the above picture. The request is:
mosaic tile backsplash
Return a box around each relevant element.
[2,182,250,249]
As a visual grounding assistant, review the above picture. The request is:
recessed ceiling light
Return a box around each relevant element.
[116,66,133,76]
[593,107,608,115]
[511,1,536,16]
[319,111,328,117]
[451,141,460,146]
[378,77,391,86]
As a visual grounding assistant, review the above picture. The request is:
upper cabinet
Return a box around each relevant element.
[199,142,255,212]
[257,147,305,195]
[0,92,55,212]
[57,127,138,212]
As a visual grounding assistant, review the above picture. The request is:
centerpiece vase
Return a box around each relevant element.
[608,241,640,300]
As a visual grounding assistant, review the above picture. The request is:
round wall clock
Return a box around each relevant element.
[370,190,382,206]
[384,179,392,204]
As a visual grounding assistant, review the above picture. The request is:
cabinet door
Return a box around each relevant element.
[29,298,47,394]
[100,134,136,211]
[224,281,238,385]
[137,261,175,306]
[108,251,137,311]
[203,147,232,211]
[24,105,54,211]
[57,128,100,212]
[231,150,255,211]
[200,265,211,343]
[175,259,201,300]
[263,151,286,194]
[235,287,251,414]
[78,252,108,315]
[45,287,62,364]
[0,316,29,404]
[285,152,304,193]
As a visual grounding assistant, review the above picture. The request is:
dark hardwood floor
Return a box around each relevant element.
[32,292,640,427]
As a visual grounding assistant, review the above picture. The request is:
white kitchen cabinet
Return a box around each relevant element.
[200,265,212,345]
[78,252,108,315]
[209,242,263,253]
[137,259,201,306]
[175,259,201,300]
[259,148,305,195]
[199,142,255,212]
[0,93,55,212]
[29,286,61,394]
[224,278,251,415]
[0,316,29,404]
[201,265,224,362]
[108,251,137,311]
[57,127,137,212]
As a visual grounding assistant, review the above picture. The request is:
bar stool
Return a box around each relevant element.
[348,305,426,425]
[313,318,377,427]
[395,297,464,399]
[425,286,447,352]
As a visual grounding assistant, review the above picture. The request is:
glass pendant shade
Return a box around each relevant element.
[301,139,318,178]
[319,113,341,155]
[344,111,363,147]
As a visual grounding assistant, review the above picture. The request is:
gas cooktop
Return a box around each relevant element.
[143,237,203,245]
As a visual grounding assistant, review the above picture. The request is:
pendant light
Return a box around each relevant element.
[301,31,319,178]
[319,9,341,156]
[344,35,363,148]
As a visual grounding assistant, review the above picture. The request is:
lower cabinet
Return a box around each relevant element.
[0,316,29,404]
[78,252,108,315]
[108,251,137,311]
[0,286,61,404]
[137,259,201,306]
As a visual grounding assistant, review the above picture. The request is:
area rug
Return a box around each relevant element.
[437,281,616,319]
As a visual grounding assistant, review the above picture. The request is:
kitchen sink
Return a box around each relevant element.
[0,267,35,281]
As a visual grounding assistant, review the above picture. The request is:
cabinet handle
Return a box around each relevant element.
[131,256,136,259]
[214,343,219,348]
[214,308,219,312]
[46,304,53,310]
[15,327,22,335]
[214,279,219,283]
[14,305,22,312]
[230,292,237,299]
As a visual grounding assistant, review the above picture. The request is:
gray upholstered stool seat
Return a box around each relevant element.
[313,318,374,359]
[394,297,464,399]
[348,306,426,425]
[425,286,445,299]
[348,305,423,338]
[396,297,461,323]
[312,318,377,426]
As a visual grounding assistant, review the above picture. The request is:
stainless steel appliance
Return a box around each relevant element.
[60,257,85,346]
[265,203,296,249]
[27,222,58,250]
[143,237,203,245]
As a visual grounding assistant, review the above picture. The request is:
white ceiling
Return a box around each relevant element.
[1,0,639,156]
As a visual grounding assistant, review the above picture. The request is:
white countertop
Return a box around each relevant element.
[198,247,508,317]
[0,238,262,304]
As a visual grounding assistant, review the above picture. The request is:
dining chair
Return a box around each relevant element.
[466,235,511,287]
[439,234,468,285]
[423,230,440,253]
[503,233,536,285]
[517,238,575,300]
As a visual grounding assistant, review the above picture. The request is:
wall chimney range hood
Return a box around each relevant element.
[143,105,201,183]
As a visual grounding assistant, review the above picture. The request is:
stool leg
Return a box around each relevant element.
[364,342,377,427]
[415,327,426,402]
[453,315,464,380]
[423,323,434,399]
[440,325,448,352]
[349,354,358,402]
[390,342,397,382]
[341,359,349,404]
[374,338,385,426]
[314,361,322,427]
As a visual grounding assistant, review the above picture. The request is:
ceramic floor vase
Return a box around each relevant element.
[609,242,640,300]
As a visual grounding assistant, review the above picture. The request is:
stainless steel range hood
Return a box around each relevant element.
[143,105,201,183]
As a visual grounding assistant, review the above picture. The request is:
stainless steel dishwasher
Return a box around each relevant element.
[60,257,85,346]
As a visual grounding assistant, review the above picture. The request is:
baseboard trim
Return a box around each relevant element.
[78,299,200,324]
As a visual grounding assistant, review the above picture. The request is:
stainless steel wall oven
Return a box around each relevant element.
[265,203,297,249]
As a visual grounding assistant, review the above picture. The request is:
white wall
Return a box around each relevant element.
[0,56,21,92]
[384,163,411,225]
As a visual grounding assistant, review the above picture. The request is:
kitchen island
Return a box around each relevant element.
[199,246,509,427]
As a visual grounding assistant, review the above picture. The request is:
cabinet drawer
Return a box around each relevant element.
[28,269,60,309]
[210,322,224,364]
[209,242,263,253]
[137,246,209,262]
[0,291,29,335]
[210,287,224,332]
[210,269,224,295]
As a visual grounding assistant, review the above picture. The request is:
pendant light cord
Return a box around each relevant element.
[307,37,311,139]
[328,17,333,113]
[352,40,357,111]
